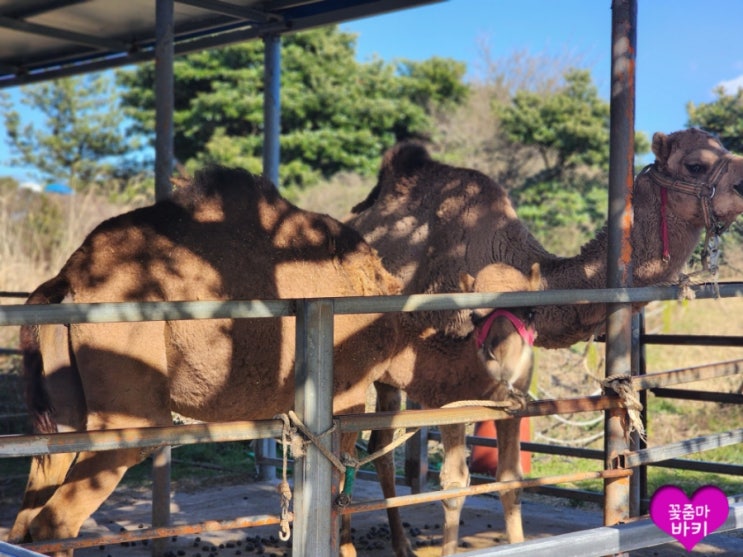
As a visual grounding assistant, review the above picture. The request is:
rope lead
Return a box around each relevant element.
[602,375,646,442]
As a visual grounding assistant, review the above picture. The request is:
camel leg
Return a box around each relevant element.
[7,453,77,544]
[9,323,86,543]
[28,446,149,557]
[368,383,414,557]
[339,431,359,557]
[438,422,469,555]
[495,417,524,543]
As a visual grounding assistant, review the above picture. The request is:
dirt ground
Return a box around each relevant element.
[2,476,742,557]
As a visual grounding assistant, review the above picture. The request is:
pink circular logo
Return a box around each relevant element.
[649,485,729,551]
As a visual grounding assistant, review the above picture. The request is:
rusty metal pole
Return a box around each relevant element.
[605,0,637,536]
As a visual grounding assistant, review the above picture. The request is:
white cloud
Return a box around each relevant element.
[717,74,743,94]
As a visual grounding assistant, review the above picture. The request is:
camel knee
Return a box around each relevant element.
[29,505,77,544]
[441,482,466,511]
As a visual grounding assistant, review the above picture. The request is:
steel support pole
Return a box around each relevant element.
[604,0,637,535]
[154,0,174,201]
[152,3,174,555]
[262,33,281,187]
[293,299,340,556]
[255,32,282,481]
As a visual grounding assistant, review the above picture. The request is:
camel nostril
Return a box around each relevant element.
[734,182,743,198]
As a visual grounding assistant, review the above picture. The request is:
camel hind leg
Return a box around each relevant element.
[25,321,171,554]
[368,383,414,556]
[7,452,78,544]
[8,322,86,543]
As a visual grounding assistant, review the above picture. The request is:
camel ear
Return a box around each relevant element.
[459,272,476,293]
[652,132,671,164]
[528,262,542,292]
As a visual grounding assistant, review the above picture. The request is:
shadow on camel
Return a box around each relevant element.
[7,166,539,557]
[347,128,743,554]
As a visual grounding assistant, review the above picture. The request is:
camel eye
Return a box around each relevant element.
[685,163,706,174]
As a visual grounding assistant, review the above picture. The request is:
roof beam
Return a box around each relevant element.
[0,14,130,52]
[1,0,90,20]
[175,0,282,23]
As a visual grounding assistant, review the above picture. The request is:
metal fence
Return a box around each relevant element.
[1,281,742,556]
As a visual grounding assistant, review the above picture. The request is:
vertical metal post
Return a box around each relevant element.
[293,299,340,556]
[638,311,649,515]
[629,312,641,517]
[262,33,281,187]
[152,3,174,556]
[255,32,282,480]
[604,0,637,534]
[154,0,174,201]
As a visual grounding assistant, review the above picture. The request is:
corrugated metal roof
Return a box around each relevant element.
[0,0,442,88]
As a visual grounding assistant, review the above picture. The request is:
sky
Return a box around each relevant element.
[2,0,743,184]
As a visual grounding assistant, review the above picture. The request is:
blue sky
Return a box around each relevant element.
[2,0,743,184]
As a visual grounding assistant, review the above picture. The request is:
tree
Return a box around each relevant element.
[687,86,743,154]
[118,26,468,188]
[2,73,140,193]
[496,69,610,180]
[495,68,649,181]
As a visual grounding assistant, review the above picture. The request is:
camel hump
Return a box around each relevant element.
[351,142,431,214]
[174,165,279,208]
[381,141,431,176]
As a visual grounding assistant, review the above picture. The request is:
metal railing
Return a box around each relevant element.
[1,281,742,556]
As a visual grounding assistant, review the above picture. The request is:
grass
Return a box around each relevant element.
[123,441,257,488]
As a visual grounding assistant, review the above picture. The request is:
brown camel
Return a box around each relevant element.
[347,128,743,553]
[7,166,538,557]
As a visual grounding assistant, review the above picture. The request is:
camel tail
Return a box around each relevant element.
[21,274,70,434]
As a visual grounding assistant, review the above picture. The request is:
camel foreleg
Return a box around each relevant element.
[438,422,469,555]
[495,417,525,543]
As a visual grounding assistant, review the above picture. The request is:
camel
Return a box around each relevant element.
[6,165,539,557]
[347,128,743,553]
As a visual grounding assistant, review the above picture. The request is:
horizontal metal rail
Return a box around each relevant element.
[642,333,743,346]
[23,514,281,554]
[650,387,743,404]
[0,541,46,557]
[648,458,743,476]
[1,282,742,326]
[632,359,743,390]
[616,428,743,469]
[457,503,743,557]
[340,469,632,515]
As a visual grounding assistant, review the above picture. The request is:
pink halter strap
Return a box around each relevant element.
[475,309,535,349]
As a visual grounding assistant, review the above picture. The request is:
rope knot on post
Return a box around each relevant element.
[602,375,646,442]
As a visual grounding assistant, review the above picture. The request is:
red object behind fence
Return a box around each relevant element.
[469,418,531,476]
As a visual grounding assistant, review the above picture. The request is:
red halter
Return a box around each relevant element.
[475,309,535,349]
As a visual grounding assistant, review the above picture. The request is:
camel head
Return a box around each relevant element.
[460,263,541,395]
[648,128,743,233]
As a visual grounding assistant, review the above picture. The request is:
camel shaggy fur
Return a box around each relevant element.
[7,166,539,557]
[347,128,743,553]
